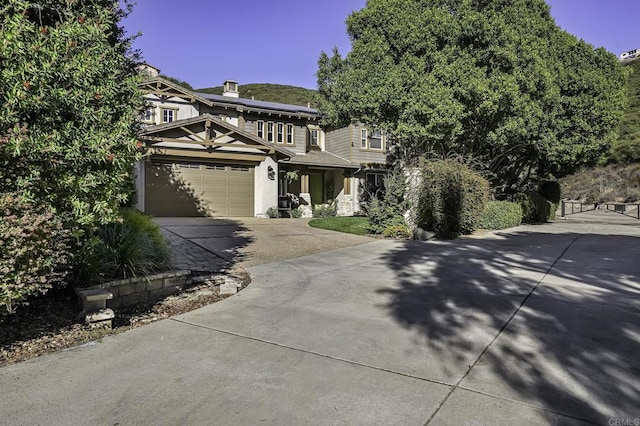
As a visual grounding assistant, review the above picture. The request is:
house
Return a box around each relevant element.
[135,70,388,218]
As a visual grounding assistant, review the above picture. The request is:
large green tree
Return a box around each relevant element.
[611,58,640,163]
[0,0,143,237]
[317,0,627,192]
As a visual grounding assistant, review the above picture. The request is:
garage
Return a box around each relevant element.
[145,161,255,217]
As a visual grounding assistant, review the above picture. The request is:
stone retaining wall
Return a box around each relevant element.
[86,270,191,309]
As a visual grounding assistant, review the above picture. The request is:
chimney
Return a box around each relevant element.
[223,80,239,98]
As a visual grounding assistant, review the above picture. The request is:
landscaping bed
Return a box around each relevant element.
[0,269,250,367]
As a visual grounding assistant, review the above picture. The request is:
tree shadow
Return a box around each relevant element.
[157,216,254,273]
[379,229,640,423]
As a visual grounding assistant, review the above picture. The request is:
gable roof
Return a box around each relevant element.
[139,77,215,107]
[140,113,294,158]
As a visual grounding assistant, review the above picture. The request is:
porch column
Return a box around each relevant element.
[299,171,312,218]
[300,173,310,193]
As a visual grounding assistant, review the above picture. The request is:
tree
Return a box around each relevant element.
[611,59,640,163]
[317,0,627,193]
[0,0,143,239]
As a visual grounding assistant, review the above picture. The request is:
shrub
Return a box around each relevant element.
[514,192,556,223]
[0,193,72,315]
[364,167,408,234]
[74,209,168,285]
[266,206,279,218]
[0,1,144,243]
[478,201,523,230]
[383,224,412,239]
[416,159,490,238]
[539,180,561,204]
[313,202,337,218]
[290,208,302,218]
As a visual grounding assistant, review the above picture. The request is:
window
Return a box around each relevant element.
[309,129,319,146]
[257,120,264,138]
[366,173,384,188]
[361,128,384,150]
[277,123,284,143]
[178,163,200,170]
[205,164,226,171]
[369,130,383,150]
[142,106,154,122]
[286,124,294,144]
[161,108,176,123]
[267,122,274,142]
[230,166,250,172]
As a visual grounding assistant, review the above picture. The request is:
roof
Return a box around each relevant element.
[194,92,318,116]
[281,150,359,169]
[140,113,295,158]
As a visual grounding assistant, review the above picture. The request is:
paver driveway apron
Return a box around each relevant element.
[0,220,638,425]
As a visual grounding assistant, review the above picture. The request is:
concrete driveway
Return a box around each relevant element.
[1,220,639,425]
[155,217,373,271]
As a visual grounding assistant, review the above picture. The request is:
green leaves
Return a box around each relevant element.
[317,0,627,191]
[0,0,143,235]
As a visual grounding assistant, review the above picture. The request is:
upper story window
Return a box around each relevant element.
[161,108,176,123]
[286,124,294,144]
[142,106,154,122]
[257,120,264,138]
[369,130,383,150]
[267,122,274,142]
[309,129,319,147]
[360,128,384,150]
[277,123,284,143]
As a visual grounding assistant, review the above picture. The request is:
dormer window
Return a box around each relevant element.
[161,107,177,123]
[360,127,384,150]
[309,129,319,146]
[142,106,154,123]
[369,130,383,150]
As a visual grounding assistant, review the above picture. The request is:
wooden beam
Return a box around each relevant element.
[144,137,272,152]
[149,147,266,163]
[212,130,235,142]
[179,126,204,141]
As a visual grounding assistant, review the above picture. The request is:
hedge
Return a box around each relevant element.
[478,201,523,230]
[416,160,490,238]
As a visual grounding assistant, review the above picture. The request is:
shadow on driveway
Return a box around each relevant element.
[155,217,254,273]
[380,229,640,423]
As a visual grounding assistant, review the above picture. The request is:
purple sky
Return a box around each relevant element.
[123,0,640,90]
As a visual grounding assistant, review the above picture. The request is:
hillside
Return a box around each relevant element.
[196,83,318,108]
[560,162,640,202]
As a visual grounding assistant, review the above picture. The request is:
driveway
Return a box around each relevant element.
[155,217,373,271]
[1,220,639,424]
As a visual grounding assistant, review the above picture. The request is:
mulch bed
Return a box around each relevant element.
[0,268,251,368]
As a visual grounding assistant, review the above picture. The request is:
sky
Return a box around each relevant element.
[123,0,640,90]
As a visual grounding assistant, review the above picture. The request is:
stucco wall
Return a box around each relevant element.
[254,156,279,217]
